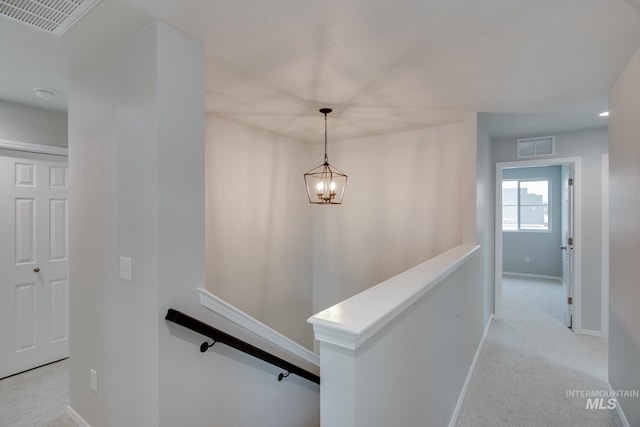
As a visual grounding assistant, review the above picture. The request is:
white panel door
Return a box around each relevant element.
[0,151,69,379]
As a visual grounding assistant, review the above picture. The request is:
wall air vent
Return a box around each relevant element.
[0,0,101,37]
[517,136,555,158]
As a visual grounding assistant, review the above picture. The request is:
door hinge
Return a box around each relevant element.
[568,297,573,305]
[568,237,574,245]
[568,178,574,186]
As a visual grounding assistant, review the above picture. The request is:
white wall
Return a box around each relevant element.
[205,119,467,350]
[205,116,315,349]
[493,127,607,332]
[69,21,161,426]
[608,48,640,427]
[0,99,67,147]
[312,123,464,313]
[69,21,319,427]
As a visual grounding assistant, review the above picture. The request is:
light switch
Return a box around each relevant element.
[119,256,132,281]
[90,369,98,393]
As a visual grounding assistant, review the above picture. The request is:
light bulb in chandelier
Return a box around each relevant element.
[304,108,348,205]
[314,180,338,202]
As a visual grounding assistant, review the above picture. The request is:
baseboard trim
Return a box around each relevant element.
[503,272,562,281]
[448,314,494,427]
[580,328,602,337]
[66,406,91,427]
[607,382,631,427]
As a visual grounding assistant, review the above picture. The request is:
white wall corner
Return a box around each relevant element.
[317,340,356,427]
[463,112,479,245]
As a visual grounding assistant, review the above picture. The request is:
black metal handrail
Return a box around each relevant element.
[165,308,320,385]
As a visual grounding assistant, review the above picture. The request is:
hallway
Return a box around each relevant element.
[456,275,621,427]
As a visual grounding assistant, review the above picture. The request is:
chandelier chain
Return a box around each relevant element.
[324,111,329,164]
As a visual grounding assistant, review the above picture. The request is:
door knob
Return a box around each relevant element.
[560,246,567,250]
[33,267,40,273]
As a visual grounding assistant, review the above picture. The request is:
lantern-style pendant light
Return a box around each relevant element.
[304,108,348,204]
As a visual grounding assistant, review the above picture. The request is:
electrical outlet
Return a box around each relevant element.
[525,256,531,263]
[90,369,98,393]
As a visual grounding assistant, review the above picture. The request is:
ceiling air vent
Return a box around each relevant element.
[517,136,555,159]
[0,0,101,37]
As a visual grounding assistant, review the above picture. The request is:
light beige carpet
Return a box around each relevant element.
[0,359,76,427]
[456,276,622,427]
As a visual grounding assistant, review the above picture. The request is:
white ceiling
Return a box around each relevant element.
[1,0,639,141]
[480,112,609,140]
[0,0,151,112]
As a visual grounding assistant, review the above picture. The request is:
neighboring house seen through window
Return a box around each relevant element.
[502,179,550,231]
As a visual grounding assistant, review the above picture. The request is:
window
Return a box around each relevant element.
[502,179,549,231]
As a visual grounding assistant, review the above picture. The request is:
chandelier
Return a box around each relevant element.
[304,108,348,205]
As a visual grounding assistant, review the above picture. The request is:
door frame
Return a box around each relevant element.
[600,154,609,337]
[495,156,583,332]
[0,139,68,157]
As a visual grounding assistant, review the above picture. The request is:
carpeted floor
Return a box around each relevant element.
[0,359,76,427]
[456,275,622,427]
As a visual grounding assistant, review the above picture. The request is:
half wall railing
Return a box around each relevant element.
[308,244,488,427]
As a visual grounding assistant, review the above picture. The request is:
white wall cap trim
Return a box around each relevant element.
[0,139,68,157]
[198,288,319,367]
[308,244,480,350]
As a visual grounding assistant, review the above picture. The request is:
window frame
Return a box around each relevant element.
[502,178,551,233]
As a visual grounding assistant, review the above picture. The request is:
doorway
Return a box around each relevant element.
[0,145,69,379]
[495,157,582,332]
